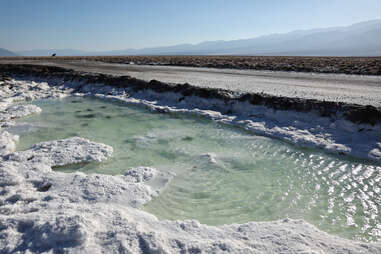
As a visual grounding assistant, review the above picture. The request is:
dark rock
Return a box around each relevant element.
[78,114,96,118]
[182,136,194,141]
[344,105,381,125]
[37,183,52,192]
[0,74,11,82]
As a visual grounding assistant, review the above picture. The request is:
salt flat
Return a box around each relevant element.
[1,63,381,253]
[2,60,381,106]
[1,77,380,253]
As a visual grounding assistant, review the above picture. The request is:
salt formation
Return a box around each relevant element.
[0,77,380,253]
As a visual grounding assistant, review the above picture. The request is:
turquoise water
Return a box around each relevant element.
[14,97,381,242]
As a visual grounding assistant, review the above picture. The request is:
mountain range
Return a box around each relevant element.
[3,19,381,56]
[0,48,18,56]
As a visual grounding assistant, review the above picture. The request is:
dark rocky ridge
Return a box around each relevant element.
[1,63,380,125]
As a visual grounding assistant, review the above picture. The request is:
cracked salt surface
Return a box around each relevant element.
[0,78,381,253]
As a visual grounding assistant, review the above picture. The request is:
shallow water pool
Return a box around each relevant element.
[13,97,381,242]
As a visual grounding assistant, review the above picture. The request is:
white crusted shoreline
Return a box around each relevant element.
[0,78,380,253]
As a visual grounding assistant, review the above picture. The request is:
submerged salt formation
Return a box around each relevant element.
[0,67,381,252]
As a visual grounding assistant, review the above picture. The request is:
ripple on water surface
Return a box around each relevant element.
[13,97,381,242]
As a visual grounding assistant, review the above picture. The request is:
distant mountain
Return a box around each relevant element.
[17,49,88,57]
[0,48,17,56]
[16,19,381,56]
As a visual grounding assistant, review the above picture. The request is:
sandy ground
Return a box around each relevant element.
[1,59,381,107]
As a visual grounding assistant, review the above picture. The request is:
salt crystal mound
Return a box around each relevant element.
[0,105,41,122]
[0,77,381,252]
[5,137,113,167]
[0,131,19,154]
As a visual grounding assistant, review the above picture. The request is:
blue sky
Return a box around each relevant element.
[1,0,381,51]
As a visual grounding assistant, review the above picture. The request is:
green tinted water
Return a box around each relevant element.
[14,97,381,242]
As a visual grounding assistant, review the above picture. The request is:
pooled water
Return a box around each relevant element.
[14,97,381,242]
